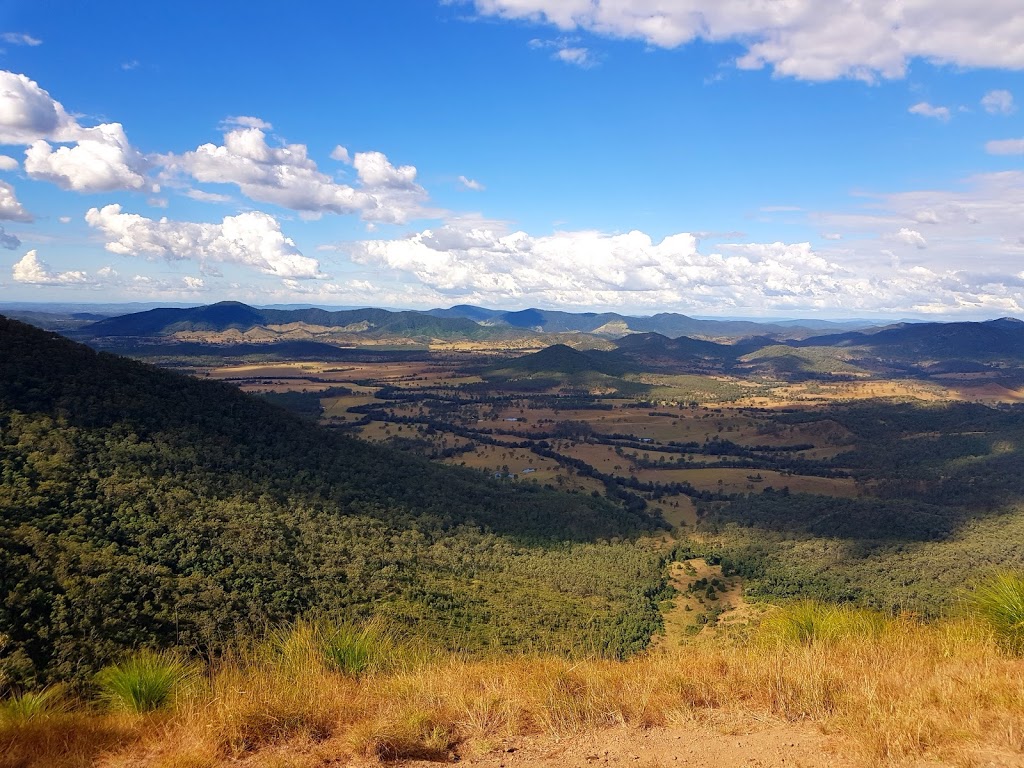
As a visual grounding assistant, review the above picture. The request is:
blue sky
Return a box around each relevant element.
[0,0,1023,318]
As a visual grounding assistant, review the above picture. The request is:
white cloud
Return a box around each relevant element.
[352,150,419,188]
[529,36,595,67]
[909,102,950,121]
[0,225,19,249]
[121,60,140,71]
[220,115,273,130]
[182,275,205,290]
[553,46,595,67]
[0,70,78,145]
[185,188,232,203]
[11,250,89,285]
[982,89,1015,115]
[24,122,148,192]
[330,145,351,163]
[985,138,1024,155]
[467,1,1024,81]
[0,70,149,193]
[85,204,325,280]
[457,174,485,191]
[0,33,42,47]
[893,228,928,248]
[344,222,1007,314]
[0,154,19,171]
[161,126,433,224]
[58,216,71,224]
[0,180,31,221]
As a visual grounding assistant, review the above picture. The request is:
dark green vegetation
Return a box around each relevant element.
[0,317,670,689]
[483,344,653,395]
[7,301,1024,694]
[703,402,1024,612]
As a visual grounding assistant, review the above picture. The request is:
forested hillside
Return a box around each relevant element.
[0,317,668,687]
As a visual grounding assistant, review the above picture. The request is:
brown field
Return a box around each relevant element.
[322,395,381,421]
[172,353,1022,522]
[650,494,698,527]
[188,359,872,508]
[634,466,861,497]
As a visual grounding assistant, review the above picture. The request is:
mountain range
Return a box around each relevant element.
[65,301,885,345]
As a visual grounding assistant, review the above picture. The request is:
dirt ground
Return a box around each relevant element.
[391,722,857,768]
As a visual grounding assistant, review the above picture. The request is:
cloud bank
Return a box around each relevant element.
[467,0,1024,81]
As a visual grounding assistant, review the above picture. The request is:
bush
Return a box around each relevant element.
[95,651,199,713]
[967,572,1024,655]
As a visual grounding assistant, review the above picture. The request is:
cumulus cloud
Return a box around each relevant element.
[330,145,351,163]
[0,70,78,145]
[0,154,19,171]
[0,225,19,249]
[347,222,835,307]
[467,1,1024,81]
[11,250,89,284]
[161,126,433,224]
[85,204,325,279]
[340,218,1024,314]
[24,122,148,191]
[0,180,31,221]
[982,89,1015,115]
[985,138,1024,155]
[893,228,928,248]
[0,70,149,193]
[909,102,950,121]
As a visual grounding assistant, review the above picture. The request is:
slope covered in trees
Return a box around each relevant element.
[0,317,668,687]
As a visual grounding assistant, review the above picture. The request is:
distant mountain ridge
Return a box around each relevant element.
[795,318,1024,359]
[79,301,886,344]
[80,301,523,342]
[425,304,856,339]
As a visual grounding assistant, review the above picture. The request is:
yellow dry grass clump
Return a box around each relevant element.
[2,608,1023,768]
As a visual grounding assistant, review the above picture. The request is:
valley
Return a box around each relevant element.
[3,304,1024,767]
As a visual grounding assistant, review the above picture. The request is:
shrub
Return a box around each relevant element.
[95,651,199,713]
[966,572,1024,655]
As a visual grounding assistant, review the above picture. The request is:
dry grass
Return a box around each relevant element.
[3,615,1023,768]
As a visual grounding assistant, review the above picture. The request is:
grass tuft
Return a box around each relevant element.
[966,571,1024,654]
[95,650,199,713]
[0,686,68,722]
[757,600,888,646]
